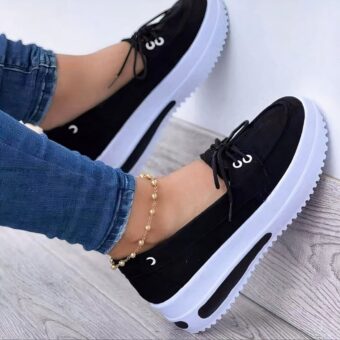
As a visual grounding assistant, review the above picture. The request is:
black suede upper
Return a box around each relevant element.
[119,97,305,304]
[46,0,208,171]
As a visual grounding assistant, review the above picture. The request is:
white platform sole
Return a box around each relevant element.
[150,98,328,333]
[97,0,229,175]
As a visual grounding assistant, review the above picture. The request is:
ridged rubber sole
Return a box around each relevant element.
[97,0,229,175]
[150,98,329,333]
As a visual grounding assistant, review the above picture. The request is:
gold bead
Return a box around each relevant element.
[109,174,158,271]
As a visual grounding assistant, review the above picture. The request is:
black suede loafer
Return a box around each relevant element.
[46,0,229,174]
[117,97,328,333]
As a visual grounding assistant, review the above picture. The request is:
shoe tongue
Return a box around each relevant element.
[201,102,289,191]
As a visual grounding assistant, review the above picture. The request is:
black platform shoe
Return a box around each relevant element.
[117,97,328,333]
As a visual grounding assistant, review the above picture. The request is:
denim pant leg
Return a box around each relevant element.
[0,110,136,254]
[0,34,57,124]
[0,35,135,254]
[0,34,136,254]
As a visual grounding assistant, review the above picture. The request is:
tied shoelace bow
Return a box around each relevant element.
[209,120,250,222]
[108,9,169,88]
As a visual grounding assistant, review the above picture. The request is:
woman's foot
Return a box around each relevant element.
[45,0,229,174]
[110,97,328,334]
[109,160,227,260]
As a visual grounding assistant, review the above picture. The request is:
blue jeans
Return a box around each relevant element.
[0,34,136,254]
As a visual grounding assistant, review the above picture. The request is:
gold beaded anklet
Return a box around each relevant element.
[109,173,158,270]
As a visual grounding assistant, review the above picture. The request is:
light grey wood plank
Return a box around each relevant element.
[242,176,340,339]
[201,296,311,340]
[34,235,196,339]
[34,235,309,339]
[0,228,156,339]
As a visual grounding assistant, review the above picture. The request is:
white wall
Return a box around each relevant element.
[0,0,339,178]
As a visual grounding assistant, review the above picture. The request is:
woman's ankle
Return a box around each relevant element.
[109,175,172,259]
[40,42,144,130]
[109,161,227,260]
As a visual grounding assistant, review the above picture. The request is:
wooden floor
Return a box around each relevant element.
[1,118,340,339]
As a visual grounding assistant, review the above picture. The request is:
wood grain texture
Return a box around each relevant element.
[242,176,340,339]
[34,232,308,339]
[0,118,338,338]
[0,229,157,339]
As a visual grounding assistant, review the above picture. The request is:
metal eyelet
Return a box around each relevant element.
[146,257,157,266]
[145,41,156,50]
[242,154,253,164]
[68,125,78,134]
[232,160,243,169]
[154,37,165,46]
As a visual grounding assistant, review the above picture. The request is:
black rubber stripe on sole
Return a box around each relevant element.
[198,233,272,319]
[121,101,176,172]
[174,321,189,329]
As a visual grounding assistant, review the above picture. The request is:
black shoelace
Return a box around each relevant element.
[108,9,169,88]
[208,120,250,222]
